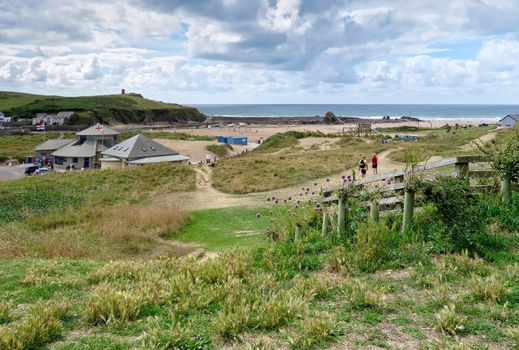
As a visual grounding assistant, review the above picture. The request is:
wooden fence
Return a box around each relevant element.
[315,155,510,237]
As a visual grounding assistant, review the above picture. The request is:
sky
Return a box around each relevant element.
[1,0,519,104]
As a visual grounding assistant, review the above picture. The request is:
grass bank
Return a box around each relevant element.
[0,190,517,349]
[0,164,196,259]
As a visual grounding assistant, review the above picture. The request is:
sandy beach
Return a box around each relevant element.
[148,118,497,163]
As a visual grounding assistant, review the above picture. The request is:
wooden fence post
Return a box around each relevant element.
[338,197,346,236]
[502,176,512,204]
[454,161,469,179]
[322,211,329,236]
[370,200,380,222]
[402,190,415,233]
[294,225,301,241]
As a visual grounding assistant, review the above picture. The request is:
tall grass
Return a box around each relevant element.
[0,203,190,259]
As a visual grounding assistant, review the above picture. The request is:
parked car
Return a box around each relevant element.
[24,165,40,175]
[34,167,49,175]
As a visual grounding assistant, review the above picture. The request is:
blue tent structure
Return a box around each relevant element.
[217,136,248,145]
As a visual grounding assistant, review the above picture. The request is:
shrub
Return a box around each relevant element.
[421,177,487,253]
[469,274,508,302]
[287,311,341,350]
[434,304,465,335]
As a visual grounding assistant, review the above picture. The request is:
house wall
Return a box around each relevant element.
[101,160,123,170]
[54,157,93,171]
[501,117,517,127]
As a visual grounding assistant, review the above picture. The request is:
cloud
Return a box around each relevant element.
[1,0,519,103]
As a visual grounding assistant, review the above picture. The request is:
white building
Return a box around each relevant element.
[32,111,74,125]
[0,112,11,123]
[498,114,518,128]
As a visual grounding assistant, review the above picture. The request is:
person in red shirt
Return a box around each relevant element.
[371,153,378,174]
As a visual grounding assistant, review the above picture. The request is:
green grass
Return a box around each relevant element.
[0,91,53,110]
[173,207,270,250]
[388,126,498,162]
[1,91,205,124]
[0,192,517,349]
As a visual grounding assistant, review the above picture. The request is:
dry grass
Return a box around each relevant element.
[0,203,191,259]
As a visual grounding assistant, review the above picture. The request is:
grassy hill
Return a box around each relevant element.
[0,91,206,125]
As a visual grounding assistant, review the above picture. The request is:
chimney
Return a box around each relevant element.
[121,89,125,95]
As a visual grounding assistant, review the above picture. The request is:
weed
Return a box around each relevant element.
[429,336,470,350]
[0,300,67,350]
[327,245,347,273]
[434,304,466,335]
[287,310,340,350]
[469,274,508,302]
[293,274,336,300]
[342,279,386,308]
[427,283,451,306]
[506,326,519,349]
[85,283,144,324]
[140,316,211,350]
[446,250,485,276]
[0,301,12,324]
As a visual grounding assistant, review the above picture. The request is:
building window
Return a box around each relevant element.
[72,157,78,163]
[55,157,65,165]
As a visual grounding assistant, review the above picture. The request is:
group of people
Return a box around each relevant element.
[358,153,378,178]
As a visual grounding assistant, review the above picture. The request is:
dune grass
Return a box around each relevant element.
[172,206,270,250]
[212,136,387,194]
[0,163,195,225]
[205,144,233,157]
[120,131,215,142]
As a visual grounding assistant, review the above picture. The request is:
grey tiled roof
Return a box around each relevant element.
[52,139,98,158]
[102,134,178,160]
[35,139,74,152]
[76,125,119,136]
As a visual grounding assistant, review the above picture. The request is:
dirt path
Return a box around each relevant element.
[154,148,403,211]
[154,128,497,212]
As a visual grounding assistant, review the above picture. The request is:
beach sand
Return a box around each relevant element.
[149,118,492,163]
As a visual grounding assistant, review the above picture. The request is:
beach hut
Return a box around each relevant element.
[217,136,248,145]
[498,115,518,128]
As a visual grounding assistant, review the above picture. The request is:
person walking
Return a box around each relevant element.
[371,153,378,174]
[359,156,368,178]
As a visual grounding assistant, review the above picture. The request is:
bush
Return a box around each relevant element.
[421,177,487,253]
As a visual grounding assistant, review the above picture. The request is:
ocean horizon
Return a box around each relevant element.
[191,104,519,121]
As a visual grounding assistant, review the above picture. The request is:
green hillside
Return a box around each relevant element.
[0,91,206,125]
[0,91,53,110]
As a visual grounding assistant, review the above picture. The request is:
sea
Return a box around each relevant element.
[191,104,519,121]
